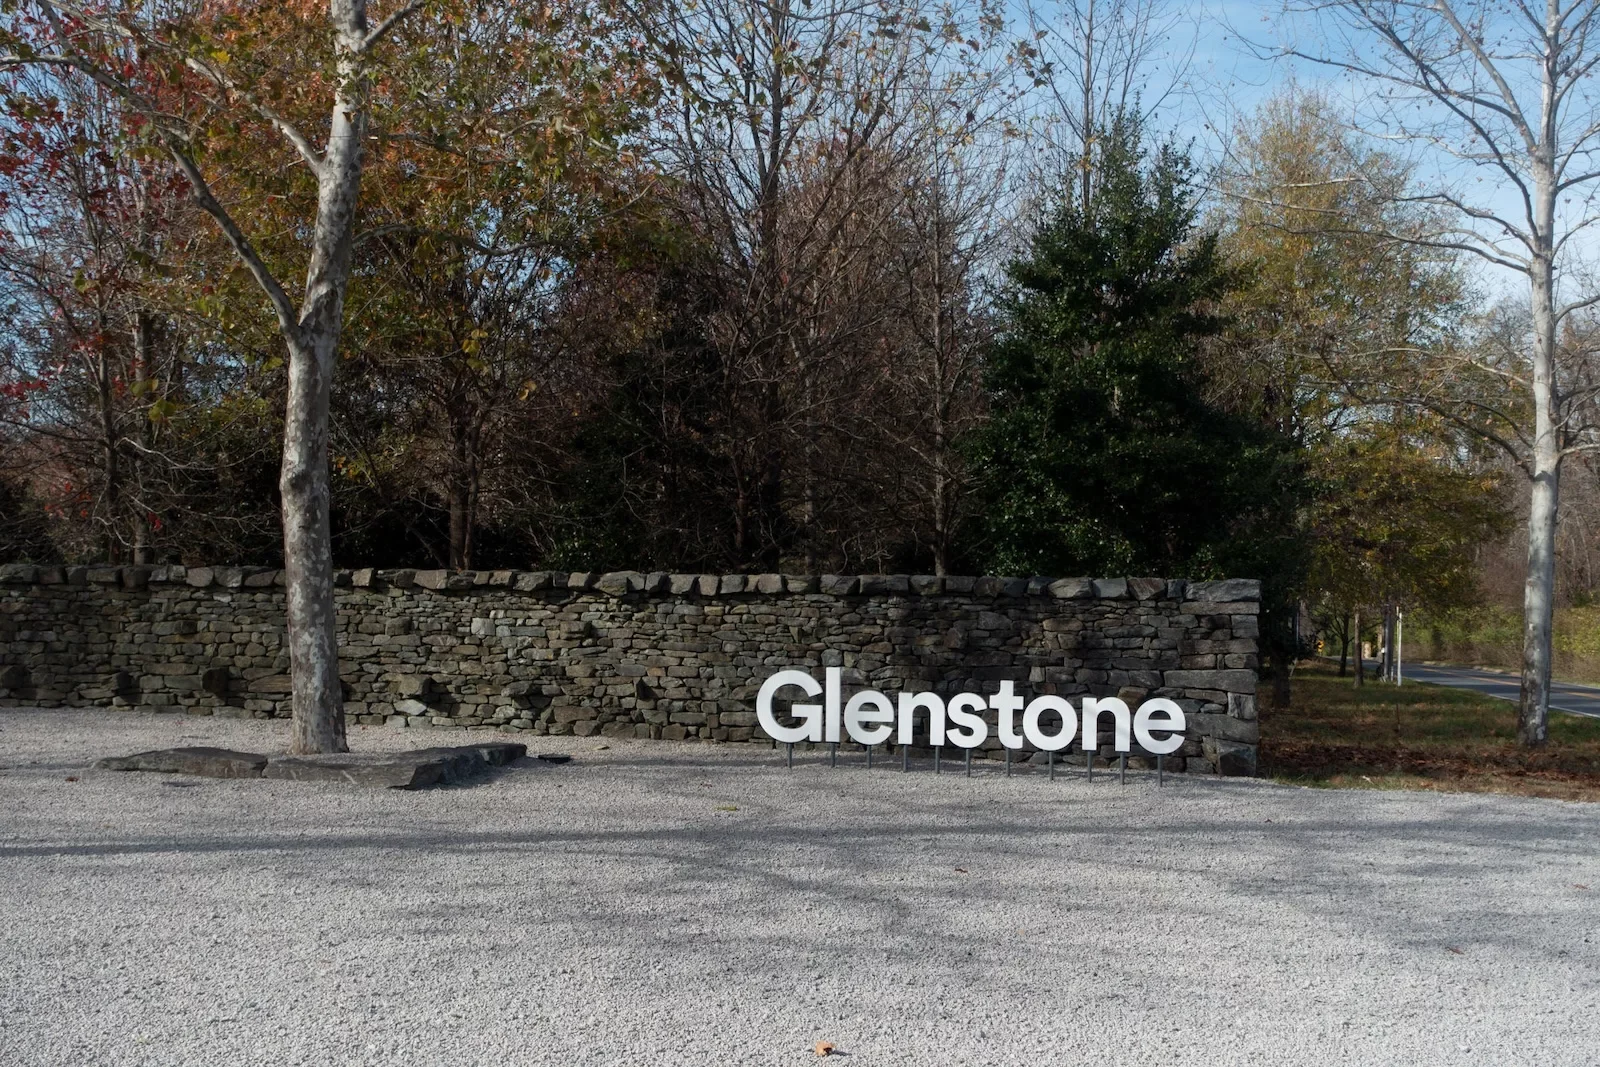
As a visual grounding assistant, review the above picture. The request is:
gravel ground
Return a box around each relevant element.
[2,708,1597,1067]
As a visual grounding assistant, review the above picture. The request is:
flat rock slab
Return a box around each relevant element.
[263,743,527,789]
[263,754,456,789]
[93,747,270,778]
[94,742,527,790]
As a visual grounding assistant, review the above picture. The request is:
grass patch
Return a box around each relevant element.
[1260,662,1600,801]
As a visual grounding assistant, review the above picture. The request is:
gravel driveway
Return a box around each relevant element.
[2,708,1597,1067]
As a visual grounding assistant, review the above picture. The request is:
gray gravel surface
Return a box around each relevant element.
[2,708,1598,1067]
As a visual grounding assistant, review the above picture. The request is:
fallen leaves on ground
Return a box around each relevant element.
[1262,738,1600,801]
[1258,664,1600,801]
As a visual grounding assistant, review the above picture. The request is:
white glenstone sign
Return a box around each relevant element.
[756,669,1186,755]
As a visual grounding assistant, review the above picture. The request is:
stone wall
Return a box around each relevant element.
[0,564,1261,775]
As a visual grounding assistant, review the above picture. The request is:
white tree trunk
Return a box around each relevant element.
[1520,244,1560,746]
[283,1,371,754]
[282,331,346,754]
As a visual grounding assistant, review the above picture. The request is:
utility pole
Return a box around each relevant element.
[1395,608,1403,687]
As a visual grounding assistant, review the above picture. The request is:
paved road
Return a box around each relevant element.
[1402,661,1600,720]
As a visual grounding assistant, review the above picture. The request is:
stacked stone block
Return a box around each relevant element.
[0,563,1261,774]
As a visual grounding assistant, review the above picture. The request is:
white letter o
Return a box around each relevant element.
[1022,695,1077,751]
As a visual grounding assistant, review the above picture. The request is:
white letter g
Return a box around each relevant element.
[757,670,824,743]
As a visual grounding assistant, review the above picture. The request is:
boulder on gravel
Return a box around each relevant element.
[94,747,269,778]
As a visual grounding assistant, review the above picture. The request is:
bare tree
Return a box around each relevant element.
[0,50,284,569]
[1272,0,1600,744]
[648,0,950,567]
[880,158,993,574]
[876,50,1017,574]
[1,43,187,564]
[1019,0,1197,204]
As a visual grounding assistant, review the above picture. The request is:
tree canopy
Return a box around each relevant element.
[970,118,1303,585]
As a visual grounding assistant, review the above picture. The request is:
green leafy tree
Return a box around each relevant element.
[969,117,1302,590]
[1217,91,1509,686]
[1308,429,1512,677]
[1215,89,1472,449]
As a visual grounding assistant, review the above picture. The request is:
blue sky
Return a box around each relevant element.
[1138,0,1558,303]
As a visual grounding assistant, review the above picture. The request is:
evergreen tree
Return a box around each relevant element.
[969,118,1302,583]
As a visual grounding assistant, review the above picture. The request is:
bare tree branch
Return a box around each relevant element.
[360,0,427,54]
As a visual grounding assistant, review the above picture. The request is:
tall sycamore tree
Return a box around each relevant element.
[0,1,655,752]
[1275,0,1600,745]
[2,0,412,753]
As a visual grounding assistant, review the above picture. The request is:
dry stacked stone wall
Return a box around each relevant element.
[0,564,1262,775]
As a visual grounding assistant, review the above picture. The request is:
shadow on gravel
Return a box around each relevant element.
[0,795,1579,863]
[4,744,1591,969]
